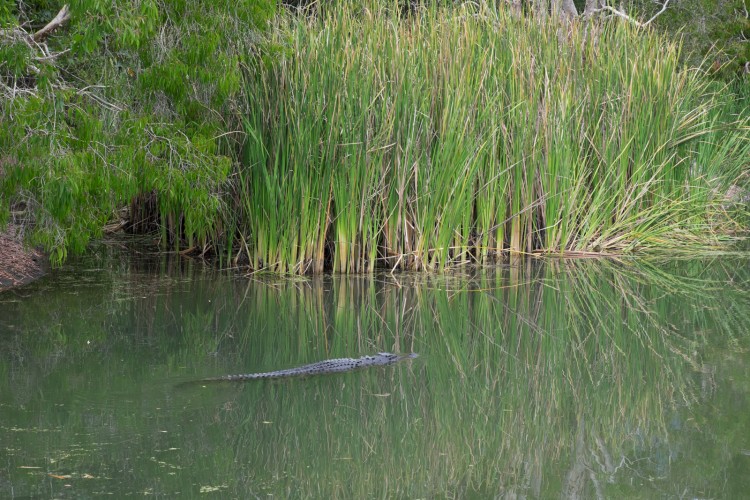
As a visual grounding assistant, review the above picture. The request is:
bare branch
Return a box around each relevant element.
[589,0,670,28]
[643,0,671,27]
[32,4,71,43]
[34,48,71,61]
[599,5,641,25]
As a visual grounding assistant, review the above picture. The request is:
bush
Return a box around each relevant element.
[0,0,274,263]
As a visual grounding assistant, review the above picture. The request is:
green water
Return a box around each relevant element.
[1,244,749,498]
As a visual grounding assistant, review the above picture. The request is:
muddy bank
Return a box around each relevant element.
[0,224,47,292]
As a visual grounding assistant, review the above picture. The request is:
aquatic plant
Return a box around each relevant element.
[239,1,750,273]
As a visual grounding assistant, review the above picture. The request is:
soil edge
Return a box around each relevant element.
[0,223,48,292]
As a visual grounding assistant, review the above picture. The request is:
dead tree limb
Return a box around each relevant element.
[590,0,671,28]
[642,0,671,27]
[32,4,71,42]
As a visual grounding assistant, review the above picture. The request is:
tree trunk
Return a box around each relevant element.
[509,0,523,17]
[557,0,579,19]
[583,0,602,17]
[534,0,548,20]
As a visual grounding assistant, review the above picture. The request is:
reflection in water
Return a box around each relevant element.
[1,244,749,497]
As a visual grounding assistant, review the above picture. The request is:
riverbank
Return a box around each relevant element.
[0,223,47,292]
[2,2,748,274]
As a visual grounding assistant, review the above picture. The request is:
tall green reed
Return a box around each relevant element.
[238,1,750,273]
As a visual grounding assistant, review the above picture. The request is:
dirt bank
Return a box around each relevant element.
[0,223,47,292]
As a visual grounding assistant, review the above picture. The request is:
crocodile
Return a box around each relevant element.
[194,352,418,383]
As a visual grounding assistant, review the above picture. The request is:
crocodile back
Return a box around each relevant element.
[198,352,417,382]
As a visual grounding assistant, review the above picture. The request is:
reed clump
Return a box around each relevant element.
[239,1,750,273]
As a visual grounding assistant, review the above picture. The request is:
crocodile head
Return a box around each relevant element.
[377,352,418,358]
[359,352,419,365]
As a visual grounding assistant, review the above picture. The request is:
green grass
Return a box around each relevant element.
[237,1,750,273]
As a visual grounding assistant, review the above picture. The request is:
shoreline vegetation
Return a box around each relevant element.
[240,3,750,273]
[1,1,749,276]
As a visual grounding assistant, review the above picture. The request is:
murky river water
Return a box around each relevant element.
[1,242,749,498]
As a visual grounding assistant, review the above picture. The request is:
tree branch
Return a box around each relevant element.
[32,4,71,42]
[599,5,640,25]
[590,0,671,28]
[643,0,671,27]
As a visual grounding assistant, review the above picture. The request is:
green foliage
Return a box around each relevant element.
[0,0,17,25]
[238,1,750,273]
[0,0,275,264]
[623,0,750,76]
[2,0,746,269]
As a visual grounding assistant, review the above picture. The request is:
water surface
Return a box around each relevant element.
[1,243,749,497]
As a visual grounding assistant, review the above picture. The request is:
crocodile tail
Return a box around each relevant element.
[216,373,267,381]
[186,373,262,383]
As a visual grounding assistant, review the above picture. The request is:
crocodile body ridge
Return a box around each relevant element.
[197,352,417,382]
